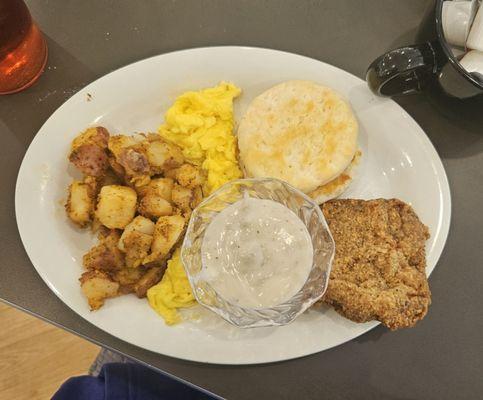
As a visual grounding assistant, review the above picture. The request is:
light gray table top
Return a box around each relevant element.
[1,1,482,399]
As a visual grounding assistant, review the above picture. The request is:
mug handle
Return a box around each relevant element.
[366,42,437,96]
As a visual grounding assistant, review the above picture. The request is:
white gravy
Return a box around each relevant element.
[201,197,313,309]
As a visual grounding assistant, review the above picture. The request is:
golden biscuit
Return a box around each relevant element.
[238,81,358,193]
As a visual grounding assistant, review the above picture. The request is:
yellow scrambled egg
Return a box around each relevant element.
[158,82,243,195]
[147,248,196,325]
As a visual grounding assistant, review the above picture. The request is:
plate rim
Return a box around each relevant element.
[15,45,452,364]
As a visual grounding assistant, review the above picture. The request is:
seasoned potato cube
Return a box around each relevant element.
[69,144,109,177]
[83,175,99,192]
[69,127,110,177]
[171,184,193,211]
[108,135,151,186]
[108,135,152,187]
[134,266,164,298]
[118,216,155,267]
[118,148,151,187]
[113,267,144,294]
[136,177,174,201]
[108,135,139,158]
[119,216,155,251]
[148,178,174,202]
[95,185,137,229]
[83,230,125,271]
[122,231,153,268]
[144,215,185,264]
[138,194,173,219]
[135,183,150,198]
[144,140,184,173]
[71,126,109,151]
[108,155,126,180]
[80,270,119,310]
[66,181,95,227]
[173,164,204,188]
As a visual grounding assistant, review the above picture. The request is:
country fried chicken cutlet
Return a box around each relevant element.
[321,199,431,330]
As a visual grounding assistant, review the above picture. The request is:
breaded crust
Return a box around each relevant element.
[322,199,431,330]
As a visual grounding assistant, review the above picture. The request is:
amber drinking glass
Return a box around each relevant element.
[0,0,48,94]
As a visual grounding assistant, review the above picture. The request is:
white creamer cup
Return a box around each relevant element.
[442,0,478,47]
[459,50,483,80]
[467,1,483,51]
[450,45,467,58]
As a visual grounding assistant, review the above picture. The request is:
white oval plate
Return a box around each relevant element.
[15,47,451,365]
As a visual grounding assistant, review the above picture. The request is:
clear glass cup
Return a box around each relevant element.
[181,178,335,328]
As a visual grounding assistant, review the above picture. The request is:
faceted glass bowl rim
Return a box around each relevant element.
[180,177,336,328]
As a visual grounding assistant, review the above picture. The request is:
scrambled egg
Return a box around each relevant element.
[147,248,196,325]
[158,82,243,195]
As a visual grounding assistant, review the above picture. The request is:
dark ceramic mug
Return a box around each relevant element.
[367,0,483,99]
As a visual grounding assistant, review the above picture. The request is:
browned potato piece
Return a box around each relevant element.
[147,178,174,202]
[144,133,163,142]
[90,218,103,234]
[83,175,99,192]
[83,230,125,272]
[134,266,165,298]
[95,185,137,229]
[123,231,153,268]
[144,215,185,264]
[95,224,111,239]
[108,135,151,187]
[135,183,150,198]
[69,144,109,177]
[163,168,178,180]
[144,140,184,173]
[69,127,110,177]
[118,148,151,187]
[135,177,174,201]
[173,164,204,188]
[119,216,155,251]
[66,181,95,227]
[108,135,139,158]
[108,155,126,179]
[71,126,109,150]
[171,184,193,212]
[178,186,203,220]
[80,270,119,310]
[118,216,155,268]
[138,194,173,219]
[114,267,145,294]
[100,168,123,187]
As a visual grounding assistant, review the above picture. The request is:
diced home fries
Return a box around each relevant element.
[69,127,110,177]
[79,270,119,310]
[66,180,96,227]
[65,126,204,311]
[95,185,137,229]
[144,215,185,265]
[143,140,184,174]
